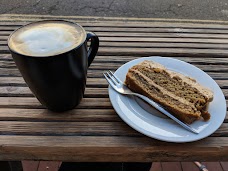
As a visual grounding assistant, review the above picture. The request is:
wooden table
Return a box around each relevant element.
[0,14,227,162]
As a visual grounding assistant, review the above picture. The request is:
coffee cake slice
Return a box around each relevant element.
[125,60,213,124]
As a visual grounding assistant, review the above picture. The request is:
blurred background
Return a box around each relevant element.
[1,0,228,20]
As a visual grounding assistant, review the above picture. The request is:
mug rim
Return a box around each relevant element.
[7,19,87,58]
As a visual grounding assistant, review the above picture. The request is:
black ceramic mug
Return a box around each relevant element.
[8,20,99,112]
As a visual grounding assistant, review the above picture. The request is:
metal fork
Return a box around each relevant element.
[104,70,199,134]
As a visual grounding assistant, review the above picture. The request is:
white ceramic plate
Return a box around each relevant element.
[108,57,226,143]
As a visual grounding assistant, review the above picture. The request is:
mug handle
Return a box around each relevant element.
[86,32,99,67]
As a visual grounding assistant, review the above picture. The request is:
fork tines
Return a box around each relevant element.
[103,71,121,85]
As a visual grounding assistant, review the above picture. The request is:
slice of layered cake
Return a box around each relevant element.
[125,60,213,124]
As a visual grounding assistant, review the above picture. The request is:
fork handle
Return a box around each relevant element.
[135,93,199,134]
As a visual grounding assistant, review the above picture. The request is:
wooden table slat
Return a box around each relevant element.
[0,68,227,80]
[2,41,228,50]
[3,19,228,29]
[3,35,228,43]
[0,97,112,109]
[0,59,228,72]
[0,77,227,90]
[1,47,228,58]
[0,108,226,123]
[0,87,227,99]
[0,121,140,136]
[3,25,228,34]
[4,31,228,39]
[0,135,228,161]
[0,121,227,137]
[0,108,120,122]
[1,54,228,63]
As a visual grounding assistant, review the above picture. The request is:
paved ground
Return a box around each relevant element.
[1,0,228,20]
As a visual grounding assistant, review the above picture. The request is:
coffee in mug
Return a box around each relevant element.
[9,21,85,57]
[8,20,99,112]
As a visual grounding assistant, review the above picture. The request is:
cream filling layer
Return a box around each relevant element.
[131,69,197,111]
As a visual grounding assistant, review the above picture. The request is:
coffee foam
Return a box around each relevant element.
[9,21,85,57]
